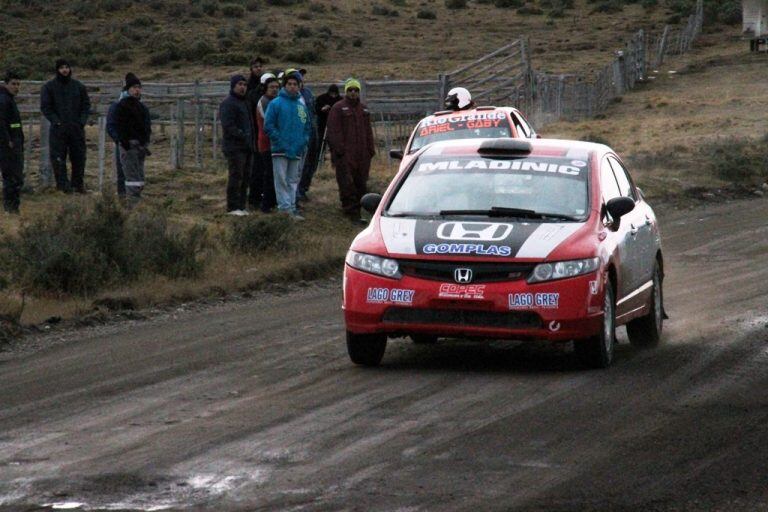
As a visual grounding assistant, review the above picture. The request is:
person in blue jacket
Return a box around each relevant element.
[264,71,311,220]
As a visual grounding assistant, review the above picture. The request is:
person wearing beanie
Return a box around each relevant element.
[39,59,91,193]
[107,73,149,199]
[114,73,151,205]
[263,72,311,220]
[326,78,375,224]
[219,74,255,215]
[314,83,341,167]
[0,71,24,214]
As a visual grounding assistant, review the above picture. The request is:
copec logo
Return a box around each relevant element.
[436,222,513,242]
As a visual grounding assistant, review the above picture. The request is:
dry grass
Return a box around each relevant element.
[540,29,768,197]
[1,0,686,81]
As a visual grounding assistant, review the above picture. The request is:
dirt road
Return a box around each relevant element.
[1,197,767,512]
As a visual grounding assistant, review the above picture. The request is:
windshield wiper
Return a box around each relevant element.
[385,211,438,218]
[438,207,581,221]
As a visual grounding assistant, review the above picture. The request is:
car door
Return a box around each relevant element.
[600,156,636,307]
[608,156,654,286]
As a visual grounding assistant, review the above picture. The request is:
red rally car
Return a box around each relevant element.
[343,138,665,369]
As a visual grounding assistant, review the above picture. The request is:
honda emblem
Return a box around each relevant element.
[454,268,473,284]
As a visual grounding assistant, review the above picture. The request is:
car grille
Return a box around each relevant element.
[383,307,541,329]
[398,260,533,283]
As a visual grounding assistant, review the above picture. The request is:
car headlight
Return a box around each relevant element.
[345,250,402,279]
[528,257,599,283]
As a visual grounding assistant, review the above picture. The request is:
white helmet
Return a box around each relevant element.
[260,72,276,84]
[445,87,472,110]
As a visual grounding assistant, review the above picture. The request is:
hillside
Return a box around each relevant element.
[0,0,738,82]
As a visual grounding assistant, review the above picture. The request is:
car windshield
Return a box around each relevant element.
[409,112,513,153]
[386,154,590,220]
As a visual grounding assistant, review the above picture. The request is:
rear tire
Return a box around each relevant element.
[575,284,616,369]
[627,264,663,348]
[410,334,438,345]
[346,331,387,366]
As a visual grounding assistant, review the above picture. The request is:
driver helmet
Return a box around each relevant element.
[444,87,472,110]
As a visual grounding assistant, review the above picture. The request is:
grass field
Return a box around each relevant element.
[0,0,715,81]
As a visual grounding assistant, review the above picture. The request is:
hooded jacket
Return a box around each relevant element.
[106,91,130,143]
[220,90,255,153]
[114,95,151,149]
[264,88,311,160]
[40,71,91,127]
[0,86,23,155]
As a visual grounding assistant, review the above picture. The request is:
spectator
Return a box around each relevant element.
[297,70,318,202]
[219,74,254,216]
[0,71,24,214]
[246,58,265,210]
[107,87,130,198]
[264,71,311,220]
[114,73,151,205]
[326,78,375,224]
[40,59,91,193]
[256,75,280,213]
[315,84,341,145]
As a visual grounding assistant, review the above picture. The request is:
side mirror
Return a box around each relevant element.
[361,193,382,214]
[606,196,635,220]
[535,133,542,139]
[389,148,404,160]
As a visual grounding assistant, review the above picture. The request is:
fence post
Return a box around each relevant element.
[97,115,106,193]
[194,80,202,169]
[170,104,178,170]
[24,118,34,183]
[438,73,448,110]
[212,105,218,167]
[637,29,646,80]
[39,115,53,189]
[656,25,670,68]
[176,98,185,168]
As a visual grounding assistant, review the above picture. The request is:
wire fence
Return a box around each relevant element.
[11,0,704,189]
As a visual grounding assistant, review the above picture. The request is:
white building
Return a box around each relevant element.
[743,0,768,36]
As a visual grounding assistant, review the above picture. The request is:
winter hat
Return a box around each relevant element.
[54,59,70,71]
[124,72,141,91]
[260,72,276,84]
[230,74,247,90]
[281,69,302,87]
[328,84,339,94]
[344,78,361,93]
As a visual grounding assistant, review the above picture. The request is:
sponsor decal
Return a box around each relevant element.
[548,321,561,332]
[439,283,486,300]
[423,243,512,256]
[366,288,415,305]
[508,293,560,309]
[571,160,587,167]
[417,159,582,176]
[418,112,507,129]
[589,280,599,295]
[436,222,514,241]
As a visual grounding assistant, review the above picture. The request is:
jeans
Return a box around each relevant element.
[272,155,301,213]
[224,150,252,211]
[50,123,86,192]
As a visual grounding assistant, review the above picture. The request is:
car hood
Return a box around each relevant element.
[378,217,586,260]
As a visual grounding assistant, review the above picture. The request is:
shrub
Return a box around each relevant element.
[352,37,364,47]
[707,136,768,183]
[445,0,467,8]
[716,0,741,24]
[494,0,524,7]
[372,4,399,15]
[579,133,611,146]
[265,0,305,5]
[283,46,324,63]
[0,198,207,295]
[416,8,437,18]
[229,215,294,255]
[294,25,313,38]
[185,40,215,60]
[518,5,544,14]
[221,3,246,16]
[201,0,217,15]
[591,0,624,13]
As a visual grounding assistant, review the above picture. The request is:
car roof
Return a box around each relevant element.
[421,106,517,120]
[418,138,608,161]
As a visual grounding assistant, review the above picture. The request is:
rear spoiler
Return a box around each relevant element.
[477,139,532,155]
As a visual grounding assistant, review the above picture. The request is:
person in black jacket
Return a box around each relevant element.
[40,59,91,193]
[0,71,24,214]
[219,74,254,215]
[114,73,151,204]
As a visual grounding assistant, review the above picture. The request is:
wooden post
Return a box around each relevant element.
[437,73,448,111]
[39,115,53,189]
[97,116,106,193]
[212,105,218,167]
[656,25,670,68]
[176,98,185,168]
[194,80,202,169]
[170,103,178,170]
[24,118,34,182]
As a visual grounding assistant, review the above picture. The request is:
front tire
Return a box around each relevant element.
[347,331,387,366]
[575,283,616,369]
[627,264,663,348]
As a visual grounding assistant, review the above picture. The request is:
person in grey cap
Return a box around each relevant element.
[219,74,255,215]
